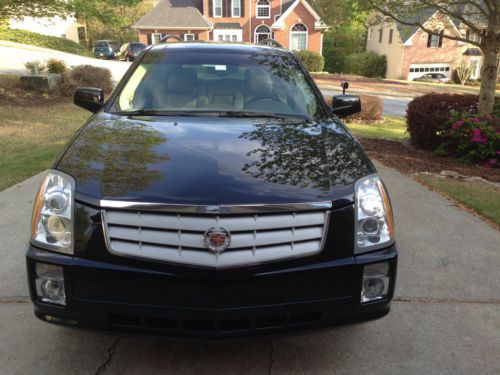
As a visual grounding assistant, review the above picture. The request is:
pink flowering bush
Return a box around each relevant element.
[437,112,499,167]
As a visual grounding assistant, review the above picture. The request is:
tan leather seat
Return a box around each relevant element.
[198,81,244,110]
[164,68,198,109]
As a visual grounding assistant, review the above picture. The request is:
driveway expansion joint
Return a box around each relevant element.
[95,337,120,375]
[394,297,500,305]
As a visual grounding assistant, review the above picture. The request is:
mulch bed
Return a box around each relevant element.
[359,138,500,183]
[0,76,70,106]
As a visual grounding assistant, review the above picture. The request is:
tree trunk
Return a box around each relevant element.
[478,48,498,115]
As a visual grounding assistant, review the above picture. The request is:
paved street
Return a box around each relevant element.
[0,161,498,374]
[0,41,130,82]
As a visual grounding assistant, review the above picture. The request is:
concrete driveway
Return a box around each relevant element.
[0,161,498,374]
[0,41,130,82]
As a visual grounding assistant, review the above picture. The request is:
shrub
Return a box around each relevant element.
[345,95,384,122]
[436,112,499,166]
[406,93,478,150]
[24,60,46,75]
[61,65,113,94]
[344,52,387,78]
[295,50,325,72]
[0,26,91,56]
[47,59,67,74]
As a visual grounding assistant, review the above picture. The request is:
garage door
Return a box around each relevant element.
[408,63,451,80]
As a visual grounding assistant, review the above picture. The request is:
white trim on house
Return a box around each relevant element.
[272,0,328,31]
[254,24,272,42]
[289,23,308,51]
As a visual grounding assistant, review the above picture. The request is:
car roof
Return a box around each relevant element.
[148,42,291,56]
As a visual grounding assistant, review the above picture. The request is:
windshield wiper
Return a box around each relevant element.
[111,109,200,116]
[213,111,308,120]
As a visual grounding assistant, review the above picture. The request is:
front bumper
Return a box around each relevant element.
[26,244,397,339]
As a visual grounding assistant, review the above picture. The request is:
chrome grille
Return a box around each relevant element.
[102,206,330,268]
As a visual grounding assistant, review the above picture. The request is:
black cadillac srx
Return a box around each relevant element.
[27,42,398,338]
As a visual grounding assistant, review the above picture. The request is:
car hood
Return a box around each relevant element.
[56,113,375,206]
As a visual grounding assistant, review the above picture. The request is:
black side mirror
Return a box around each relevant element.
[74,87,104,113]
[331,95,361,118]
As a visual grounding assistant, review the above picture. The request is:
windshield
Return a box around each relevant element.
[94,41,109,48]
[110,49,326,119]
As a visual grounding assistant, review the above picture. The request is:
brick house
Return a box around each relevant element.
[133,0,328,54]
[366,11,500,81]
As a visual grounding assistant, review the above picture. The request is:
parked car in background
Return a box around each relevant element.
[412,73,450,83]
[115,42,147,61]
[93,40,119,59]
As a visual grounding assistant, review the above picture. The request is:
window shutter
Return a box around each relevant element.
[438,31,444,47]
[427,33,432,47]
[209,0,213,17]
[241,0,245,17]
[225,0,230,17]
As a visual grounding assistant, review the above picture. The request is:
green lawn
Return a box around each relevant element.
[415,175,500,226]
[0,27,92,56]
[0,103,88,191]
[346,116,408,140]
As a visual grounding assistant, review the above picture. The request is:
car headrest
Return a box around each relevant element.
[245,68,273,96]
[167,68,197,95]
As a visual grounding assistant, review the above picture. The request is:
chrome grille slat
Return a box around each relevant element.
[103,207,330,268]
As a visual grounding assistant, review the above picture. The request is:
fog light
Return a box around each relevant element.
[361,262,390,303]
[35,263,66,305]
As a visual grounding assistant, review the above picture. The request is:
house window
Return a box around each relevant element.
[255,24,271,43]
[427,31,443,48]
[465,29,481,43]
[389,29,393,44]
[184,33,195,41]
[290,23,308,51]
[213,0,223,18]
[367,27,372,41]
[256,0,271,19]
[378,29,383,43]
[232,0,241,17]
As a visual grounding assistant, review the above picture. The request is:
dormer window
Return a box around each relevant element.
[427,31,444,48]
[213,0,223,18]
[256,0,271,19]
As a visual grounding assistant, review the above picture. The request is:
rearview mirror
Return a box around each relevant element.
[74,87,104,113]
[331,95,361,118]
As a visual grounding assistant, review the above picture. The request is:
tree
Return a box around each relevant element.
[366,0,500,115]
[455,59,473,85]
[72,0,152,45]
[0,0,72,20]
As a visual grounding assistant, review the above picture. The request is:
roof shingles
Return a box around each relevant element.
[133,0,211,29]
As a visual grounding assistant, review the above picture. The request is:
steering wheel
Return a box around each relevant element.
[246,96,281,105]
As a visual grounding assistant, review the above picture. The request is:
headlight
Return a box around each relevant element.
[354,174,394,254]
[31,170,75,254]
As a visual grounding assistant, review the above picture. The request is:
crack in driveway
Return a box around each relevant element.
[95,337,120,375]
[0,296,30,303]
[268,339,274,374]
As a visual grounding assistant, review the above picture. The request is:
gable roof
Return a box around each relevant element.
[272,0,328,31]
[133,0,211,30]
